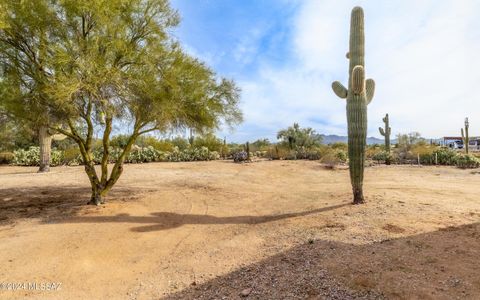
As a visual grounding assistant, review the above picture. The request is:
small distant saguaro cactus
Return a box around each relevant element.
[246,141,251,161]
[461,117,469,154]
[379,113,391,165]
[332,6,375,204]
[223,137,227,159]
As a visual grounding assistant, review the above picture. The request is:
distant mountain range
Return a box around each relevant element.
[318,134,443,145]
[318,134,395,145]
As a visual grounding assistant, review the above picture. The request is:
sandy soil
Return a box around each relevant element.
[0,160,479,299]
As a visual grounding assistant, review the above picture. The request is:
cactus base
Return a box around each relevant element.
[353,188,364,204]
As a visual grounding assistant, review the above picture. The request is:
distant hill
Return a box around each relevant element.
[317,134,445,145]
[318,134,391,145]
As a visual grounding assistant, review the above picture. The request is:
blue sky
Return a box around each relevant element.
[171,0,480,143]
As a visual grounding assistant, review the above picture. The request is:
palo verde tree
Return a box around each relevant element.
[332,7,375,204]
[1,0,242,205]
[277,123,322,150]
[0,0,68,172]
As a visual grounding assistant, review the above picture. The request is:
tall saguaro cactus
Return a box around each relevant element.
[461,117,469,154]
[379,113,391,165]
[332,6,375,204]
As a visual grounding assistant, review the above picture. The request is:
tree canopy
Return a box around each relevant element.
[277,123,322,150]
[0,0,243,204]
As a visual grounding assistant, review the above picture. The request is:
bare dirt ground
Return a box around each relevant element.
[0,160,479,299]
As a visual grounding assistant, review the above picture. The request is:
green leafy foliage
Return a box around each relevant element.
[277,123,322,150]
[1,0,243,203]
[192,133,224,152]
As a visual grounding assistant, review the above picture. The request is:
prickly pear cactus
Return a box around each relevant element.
[379,113,391,165]
[332,6,375,204]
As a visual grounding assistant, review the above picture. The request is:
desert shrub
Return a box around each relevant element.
[455,154,480,169]
[137,136,174,152]
[253,150,265,158]
[209,151,221,160]
[432,148,458,165]
[372,150,394,164]
[277,123,322,150]
[306,148,322,160]
[274,146,291,160]
[299,146,324,160]
[251,139,271,152]
[412,144,434,158]
[170,137,190,151]
[320,150,344,168]
[110,134,131,148]
[366,145,383,160]
[265,146,280,160]
[233,151,248,163]
[334,149,348,162]
[62,147,82,165]
[284,150,298,160]
[263,144,343,161]
[52,137,78,151]
[192,133,224,152]
[0,152,14,164]
[330,142,348,151]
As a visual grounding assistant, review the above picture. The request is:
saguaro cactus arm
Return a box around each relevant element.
[332,81,348,98]
[352,66,365,94]
[379,127,385,136]
[366,79,375,104]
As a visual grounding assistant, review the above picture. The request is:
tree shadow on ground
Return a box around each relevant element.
[164,222,480,299]
[52,203,351,232]
[0,186,138,225]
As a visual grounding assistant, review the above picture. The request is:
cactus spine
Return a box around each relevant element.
[379,113,391,165]
[461,117,469,154]
[332,7,375,204]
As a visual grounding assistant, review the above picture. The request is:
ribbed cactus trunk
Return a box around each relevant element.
[246,141,251,161]
[332,7,375,204]
[38,125,53,172]
[379,113,391,165]
[461,118,469,154]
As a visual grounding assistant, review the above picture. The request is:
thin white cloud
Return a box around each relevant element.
[228,0,480,142]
